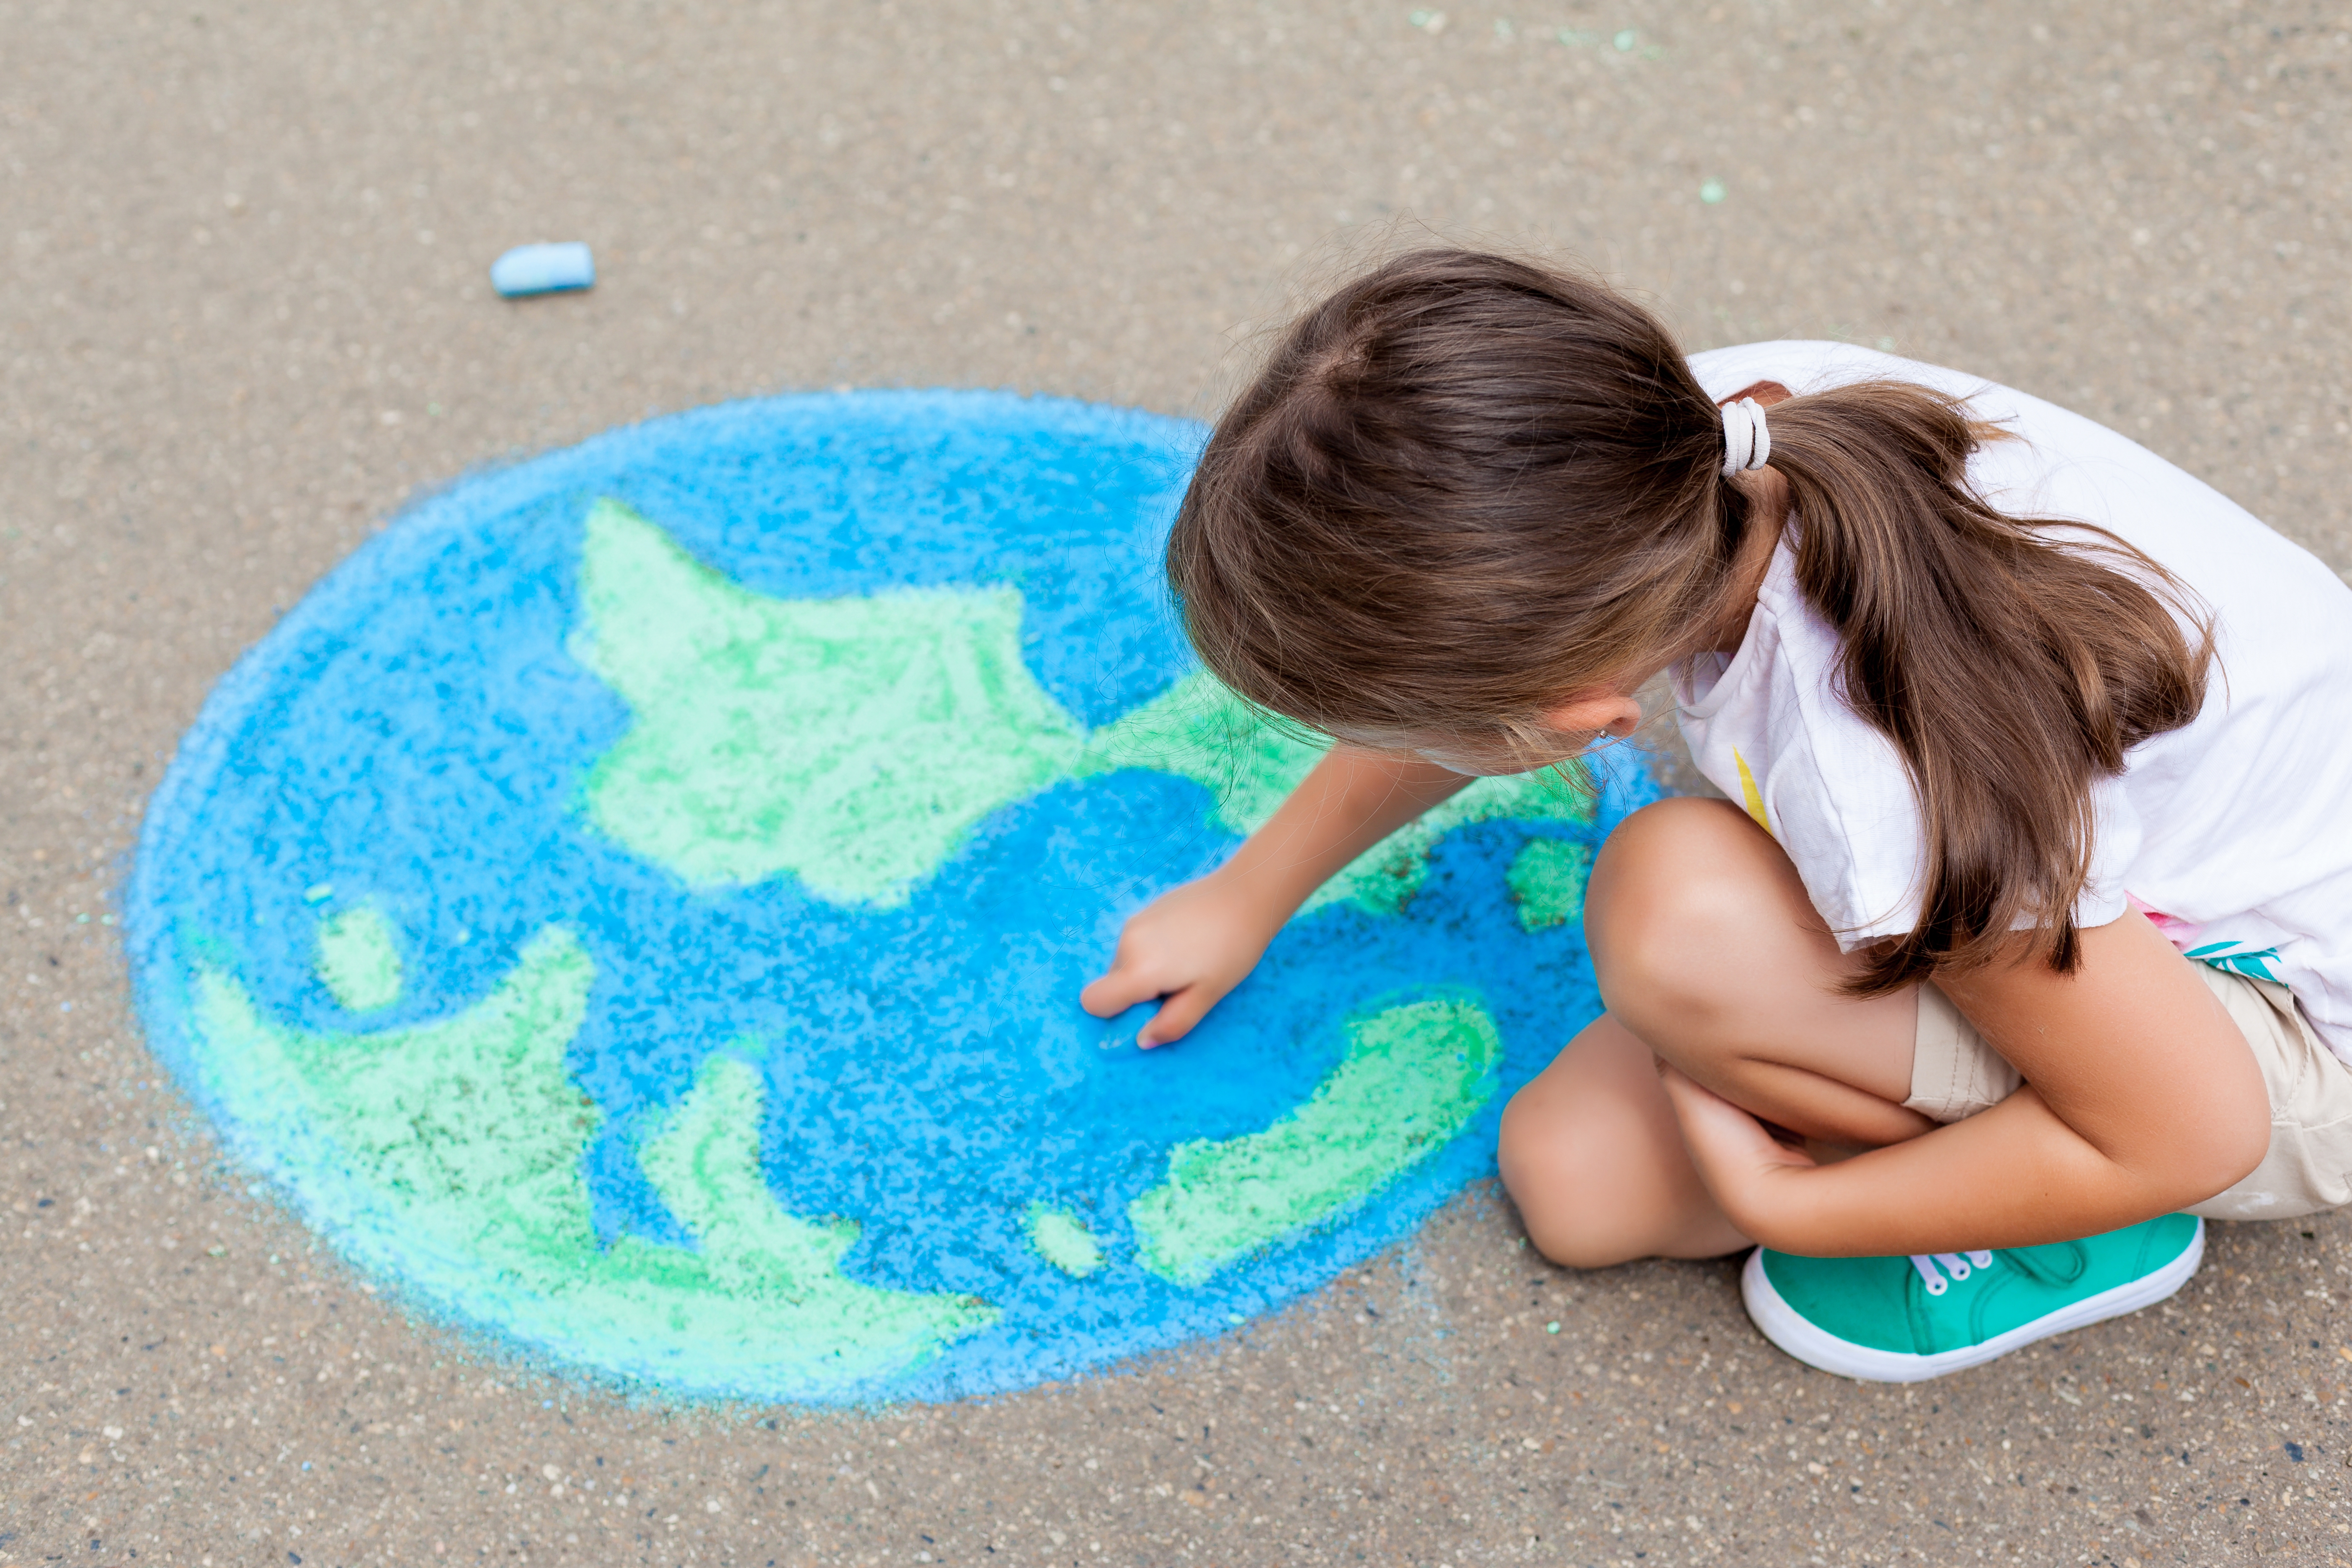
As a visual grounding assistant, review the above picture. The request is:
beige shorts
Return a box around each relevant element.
[1911,964,2352,1221]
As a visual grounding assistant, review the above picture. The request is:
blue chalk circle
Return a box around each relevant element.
[490,241,596,298]
[127,390,1651,1406]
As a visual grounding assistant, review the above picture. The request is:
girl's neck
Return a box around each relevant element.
[1705,467,1790,655]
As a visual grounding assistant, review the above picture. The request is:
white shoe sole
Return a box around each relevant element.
[1740,1219,2205,1384]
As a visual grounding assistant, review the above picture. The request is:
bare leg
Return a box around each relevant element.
[1499,1013,1750,1266]
[1588,798,1932,1146]
[1501,797,1934,1268]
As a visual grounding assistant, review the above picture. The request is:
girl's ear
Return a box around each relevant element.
[1539,690,1645,740]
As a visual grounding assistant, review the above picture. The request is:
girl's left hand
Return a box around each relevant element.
[1657,1062,1819,1241]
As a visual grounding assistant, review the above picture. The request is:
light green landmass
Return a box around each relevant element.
[189,926,994,1389]
[573,504,1596,918]
[572,499,1085,905]
[1081,674,1595,916]
[315,903,402,1012]
[642,1055,998,1344]
[1505,838,1593,932]
[1021,1202,1104,1277]
[1128,997,1504,1285]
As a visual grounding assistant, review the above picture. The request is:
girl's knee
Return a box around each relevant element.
[1594,796,1763,869]
[1498,1087,1658,1271]
[1509,1182,1653,1270]
[1586,800,1771,1035]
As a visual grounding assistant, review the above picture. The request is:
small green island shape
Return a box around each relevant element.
[1128,996,1504,1284]
[1021,1203,1105,1278]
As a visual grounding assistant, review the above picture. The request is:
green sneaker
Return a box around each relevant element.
[1741,1214,2204,1382]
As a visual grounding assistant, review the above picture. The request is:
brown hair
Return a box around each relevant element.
[1169,248,2212,991]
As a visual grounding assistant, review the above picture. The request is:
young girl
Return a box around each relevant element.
[1080,248,2352,1381]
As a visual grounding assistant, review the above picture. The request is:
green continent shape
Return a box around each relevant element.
[315,903,403,1012]
[1080,673,1594,916]
[1506,838,1593,932]
[572,498,1084,905]
[1021,1203,1105,1277]
[187,927,992,1391]
[641,1056,998,1338]
[1127,996,1504,1285]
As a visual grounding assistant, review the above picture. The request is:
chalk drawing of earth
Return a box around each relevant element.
[127,391,1653,1404]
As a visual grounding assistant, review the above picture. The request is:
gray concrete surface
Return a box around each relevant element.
[7,1,2352,1563]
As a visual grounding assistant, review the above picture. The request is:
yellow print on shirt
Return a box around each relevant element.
[1733,747,1772,838]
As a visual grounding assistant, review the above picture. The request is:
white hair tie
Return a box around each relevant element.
[1720,397,1772,478]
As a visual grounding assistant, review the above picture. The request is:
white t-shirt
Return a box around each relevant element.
[1675,342,2352,1065]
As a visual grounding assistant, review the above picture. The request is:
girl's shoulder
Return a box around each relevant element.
[1687,340,1915,403]
[1690,341,2334,601]
[1689,340,2104,490]
[1689,340,2060,442]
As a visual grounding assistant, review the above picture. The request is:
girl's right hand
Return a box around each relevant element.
[1078,744,1477,1047]
[1079,871,1284,1047]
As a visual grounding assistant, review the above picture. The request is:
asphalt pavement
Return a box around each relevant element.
[6,2,2352,1563]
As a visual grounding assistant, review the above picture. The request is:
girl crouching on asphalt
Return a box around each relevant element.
[1082,248,2352,1380]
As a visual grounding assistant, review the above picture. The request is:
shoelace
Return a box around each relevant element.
[1909,1251,1996,1297]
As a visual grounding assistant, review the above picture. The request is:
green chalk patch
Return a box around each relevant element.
[191,929,993,1387]
[1082,673,1594,918]
[315,903,404,1012]
[640,1056,998,1349]
[1129,996,1504,1285]
[573,499,1085,906]
[1022,1202,1105,1277]
[1506,838,1593,933]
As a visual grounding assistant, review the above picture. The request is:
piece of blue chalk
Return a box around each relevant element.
[490,242,595,298]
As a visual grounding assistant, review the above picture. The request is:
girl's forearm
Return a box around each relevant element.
[1738,1085,2231,1257]
[1678,910,2271,1258]
[1213,745,1473,920]
[1744,910,2268,1256]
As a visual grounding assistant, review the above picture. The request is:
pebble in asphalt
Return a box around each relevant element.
[5,1,2351,1563]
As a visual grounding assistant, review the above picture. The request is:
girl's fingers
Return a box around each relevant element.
[1136,985,1221,1049]
[1658,1063,1823,1244]
[1657,1064,1731,1159]
[1656,1061,1738,1122]
[1079,962,1164,1019]
[1657,1063,1800,1175]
